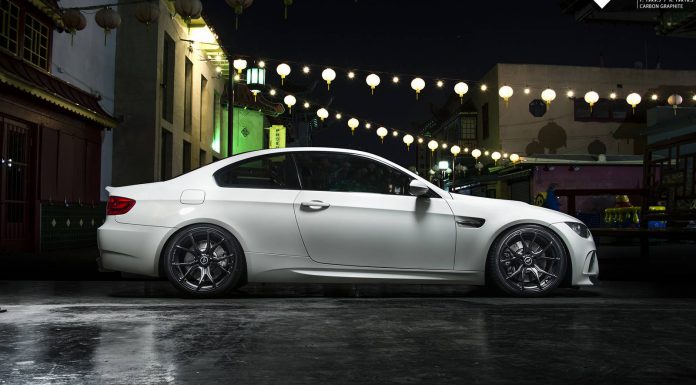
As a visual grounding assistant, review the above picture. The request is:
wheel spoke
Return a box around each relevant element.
[178,266,196,282]
[175,245,196,254]
[518,231,528,254]
[195,267,205,291]
[205,268,217,288]
[205,231,211,253]
[172,261,196,266]
[532,241,553,256]
[530,267,543,289]
[210,239,225,251]
[188,233,199,254]
[505,265,523,280]
[534,264,558,278]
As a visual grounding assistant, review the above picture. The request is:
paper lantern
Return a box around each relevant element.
[135,2,160,28]
[584,91,599,112]
[454,82,468,104]
[541,88,556,107]
[233,59,247,74]
[491,151,501,165]
[403,134,414,150]
[626,92,641,113]
[347,118,359,135]
[668,94,683,115]
[471,149,482,160]
[510,153,520,163]
[316,108,329,121]
[225,0,253,30]
[283,94,296,113]
[450,145,461,156]
[366,74,381,95]
[428,140,438,152]
[322,68,336,90]
[376,127,388,143]
[62,9,86,45]
[498,85,513,106]
[95,7,121,45]
[276,63,291,85]
[410,78,425,100]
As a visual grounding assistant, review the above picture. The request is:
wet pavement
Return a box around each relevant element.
[1,280,696,384]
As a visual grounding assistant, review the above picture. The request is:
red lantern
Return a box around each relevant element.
[135,2,160,29]
[225,0,253,30]
[62,9,86,46]
[95,7,121,45]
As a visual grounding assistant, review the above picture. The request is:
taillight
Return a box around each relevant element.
[106,196,136,215]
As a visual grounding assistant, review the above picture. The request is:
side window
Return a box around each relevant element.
[214,154,299,189]
[294,152,412,195]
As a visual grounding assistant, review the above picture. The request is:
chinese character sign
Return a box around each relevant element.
[269,125,286,148]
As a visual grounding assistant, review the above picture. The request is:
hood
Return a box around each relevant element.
[447,194,580,225]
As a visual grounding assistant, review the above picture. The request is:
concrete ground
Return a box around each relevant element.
[1,280,696,384]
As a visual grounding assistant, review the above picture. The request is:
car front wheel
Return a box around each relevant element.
[487,225,567,297]
[163,225,245,297]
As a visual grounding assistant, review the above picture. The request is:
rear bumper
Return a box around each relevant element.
[550,223,599,286]
[97,217,174,277]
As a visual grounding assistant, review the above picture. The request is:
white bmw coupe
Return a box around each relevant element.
[98,147,598,297]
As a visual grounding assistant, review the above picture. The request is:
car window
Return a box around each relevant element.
[214,154,300,189]
[294,152,412,195]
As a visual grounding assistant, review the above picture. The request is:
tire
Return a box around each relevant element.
[163,224,245,297]
[487,224,567,297]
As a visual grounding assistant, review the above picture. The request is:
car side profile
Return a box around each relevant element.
[97,147,598,297]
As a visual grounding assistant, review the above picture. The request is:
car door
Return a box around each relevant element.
[292,151,456,270]
[209,153,307,257]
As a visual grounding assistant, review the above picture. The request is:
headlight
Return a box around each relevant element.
[565,222,590,238]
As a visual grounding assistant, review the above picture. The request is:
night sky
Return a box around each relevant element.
[203,0,695,166]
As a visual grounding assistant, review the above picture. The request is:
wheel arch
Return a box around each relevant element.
[483,222,573,287]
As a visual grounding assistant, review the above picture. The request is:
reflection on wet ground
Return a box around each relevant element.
[1,281,696,384]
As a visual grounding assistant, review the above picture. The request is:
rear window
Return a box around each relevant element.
[213,154,300,190]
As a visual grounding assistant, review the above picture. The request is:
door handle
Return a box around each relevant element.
[300,200,330,209]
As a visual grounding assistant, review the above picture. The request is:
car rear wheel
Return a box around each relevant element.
[163,225,245,297]
[487,225,567,297]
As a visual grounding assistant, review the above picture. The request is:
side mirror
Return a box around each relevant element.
[409,179,429,197]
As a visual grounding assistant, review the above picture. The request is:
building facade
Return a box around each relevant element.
[0,0,116,252]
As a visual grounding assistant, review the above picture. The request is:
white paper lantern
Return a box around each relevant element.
[410,77,425,99]
[584,91,599,111]
[283,94,296,113]
[450,145,461,156]
[471,148,482,159]
[316,108,329,121]
[454,82,468,103]
[626,92,641,113]
[347,118,359,135]
[233,59,247,74]
[376,126,388,143]
[366,74,381,95]
[428,140,438,152]
[403,134,414,150]
[498,85,513,106]
[541,88,556,106]
[322,68,336,90]
[276,63,291,84]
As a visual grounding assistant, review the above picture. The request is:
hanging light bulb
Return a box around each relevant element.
[541,88,557,107]
[347,71,355,79]
[566,89,574,98]
[584,91,599,112]
[215,66,222,73]
[269,89,276,96]
[410,77,425,99]
[480,84,488,91]
[503,152,508,158]
[436,80,444,88]
[376,126,388,143]
[626,92,641,113]
[257,60,266,68]
[302,65,310,74]
[316,108,329,121]
[524,87,530,95]
[498,85,514,107]
[392,130,399,137]
[463,147,469,153]
[233,59,247,74]
[322,68,336,90]
[417,137,424,144]
[233,74,240,81]
[403,134,414,150]
[610,91,617,100]
[347,118,359,135]
[283,94,296,113]
[484,150,490,156]
[441,143,448,149]
[335,113,342,120]
[651,93,658,101]
[303,101,310,109]
[392,76,400,83]
[692,95,696,101]
[365,123,372,129]
[428,140,438,153]
[454,82,468,104]
[276,63,291,85]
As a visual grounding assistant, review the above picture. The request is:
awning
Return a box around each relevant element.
[0,54,117,128]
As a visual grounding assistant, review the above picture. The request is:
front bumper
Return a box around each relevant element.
[550,223,599,286]
[97,217,174,277]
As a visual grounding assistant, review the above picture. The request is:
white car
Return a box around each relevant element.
[98,147,598,297]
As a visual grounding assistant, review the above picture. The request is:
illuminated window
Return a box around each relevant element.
[23,13,49,69]
[0,0,20,55]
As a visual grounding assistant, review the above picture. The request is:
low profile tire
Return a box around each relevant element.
[487,224,567,297]
[163,224,245,297]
